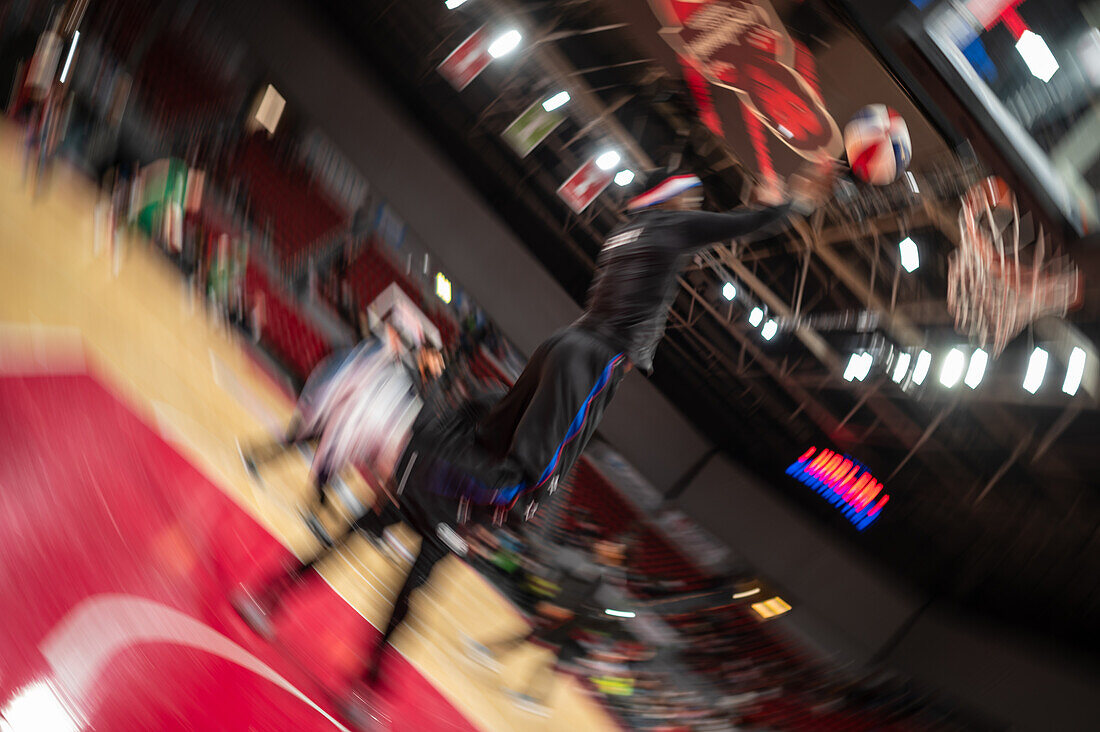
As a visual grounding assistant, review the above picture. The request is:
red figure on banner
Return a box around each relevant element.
[650,0,841,160]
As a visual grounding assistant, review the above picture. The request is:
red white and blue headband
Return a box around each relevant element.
[626,174,702,210]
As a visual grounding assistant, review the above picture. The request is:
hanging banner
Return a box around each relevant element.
[502,99,564,157]
[437,27,492,91]
[648,0,842,160]
[558,158,614,214]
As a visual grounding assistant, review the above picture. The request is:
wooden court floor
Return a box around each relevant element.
[0,121,616,732]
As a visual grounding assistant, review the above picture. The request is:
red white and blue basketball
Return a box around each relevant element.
[843,105,911,186]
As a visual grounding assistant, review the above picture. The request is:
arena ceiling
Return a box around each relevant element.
[296,0,1100,655]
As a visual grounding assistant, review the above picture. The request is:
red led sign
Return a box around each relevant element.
[786,447,889,530]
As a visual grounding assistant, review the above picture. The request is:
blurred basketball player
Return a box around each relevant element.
[234,161,835,727]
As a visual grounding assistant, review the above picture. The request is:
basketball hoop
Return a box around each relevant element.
[947,177,1082,357]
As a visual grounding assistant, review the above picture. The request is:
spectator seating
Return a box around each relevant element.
[234,135,345,273]
[326,242,458,349]
[244,260,330,381]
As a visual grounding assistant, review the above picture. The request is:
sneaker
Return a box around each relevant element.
[331,479,365,517]
[462,635,501,672]
[506,690,550,717]
[303,510,336,548]
[339,682,390,730]
[383,528,415,564]
[436,523,468,556]
[230,588,275,641]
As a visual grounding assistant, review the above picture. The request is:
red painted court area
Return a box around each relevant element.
[0,370,477,731]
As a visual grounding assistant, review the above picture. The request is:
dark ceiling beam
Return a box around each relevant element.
[676,276,846,440]
[668,308,798,433]
[717,236,978,484]
[793,219,925,348]
[791,372,1098,411]
[488,0,655,170]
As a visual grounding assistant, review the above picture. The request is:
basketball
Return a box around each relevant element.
[843,104,911,185]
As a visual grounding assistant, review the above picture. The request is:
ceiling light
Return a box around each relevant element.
[751,596,792,619]
[488,29,522,58]
[435,272,452,304]
[844,353,861,381]
[844,352,873,382]
[722,282,737,301]
[749,307,764,327]
[940,348,966,388]
[899,236,920,273]
[1023,347,1049,394]
[595,150,621,171]
[891,352,911,383]
[1016,30,1059,82]
[857,352,873,380]
[905,171,919,193]
[444,0,468,8]
[1063,347,1086,396]
[911,350,932,385]
[761,320,778,340]
[614,169,635,186]
[964,348,988,389]
[542,91,570,112]
[604,608,635,618]
[732,587,761,599]
[59,31,79,84]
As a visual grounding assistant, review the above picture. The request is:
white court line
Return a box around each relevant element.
[40,594,353,731]
[210,349,284,435]
[0,322,86,375]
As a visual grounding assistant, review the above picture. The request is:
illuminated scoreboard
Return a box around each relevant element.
[785,447,890,530]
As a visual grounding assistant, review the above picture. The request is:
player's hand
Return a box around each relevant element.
[753,177,786,207]
[788,156,839,214]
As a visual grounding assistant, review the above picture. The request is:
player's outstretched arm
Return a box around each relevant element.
[674,204,794,252]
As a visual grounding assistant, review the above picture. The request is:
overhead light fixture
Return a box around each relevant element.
[444,0,468,8]
[844,352,873,382]
[1016,30,1059,82]
[488,29,522,58]
[964,348,988,389]
[844,353,861,381]
[732,587,761,599]
[748,307,764,327]
[761,320,778,341]
[542,91,570,112]
[604,608,635,618]
[911,350,932,385]
[891,352,912,383]
[1063,346,1086,396]
[905,171,919,194]
[59,30,79,84]
[614,169,635,186]
[595,150,621,171]
[1023,347,1049,394]
[751,596,792,620]
[722,282,737,301]
[940,348,966,388]
[899,236,920,273]
[435,272,452,304]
